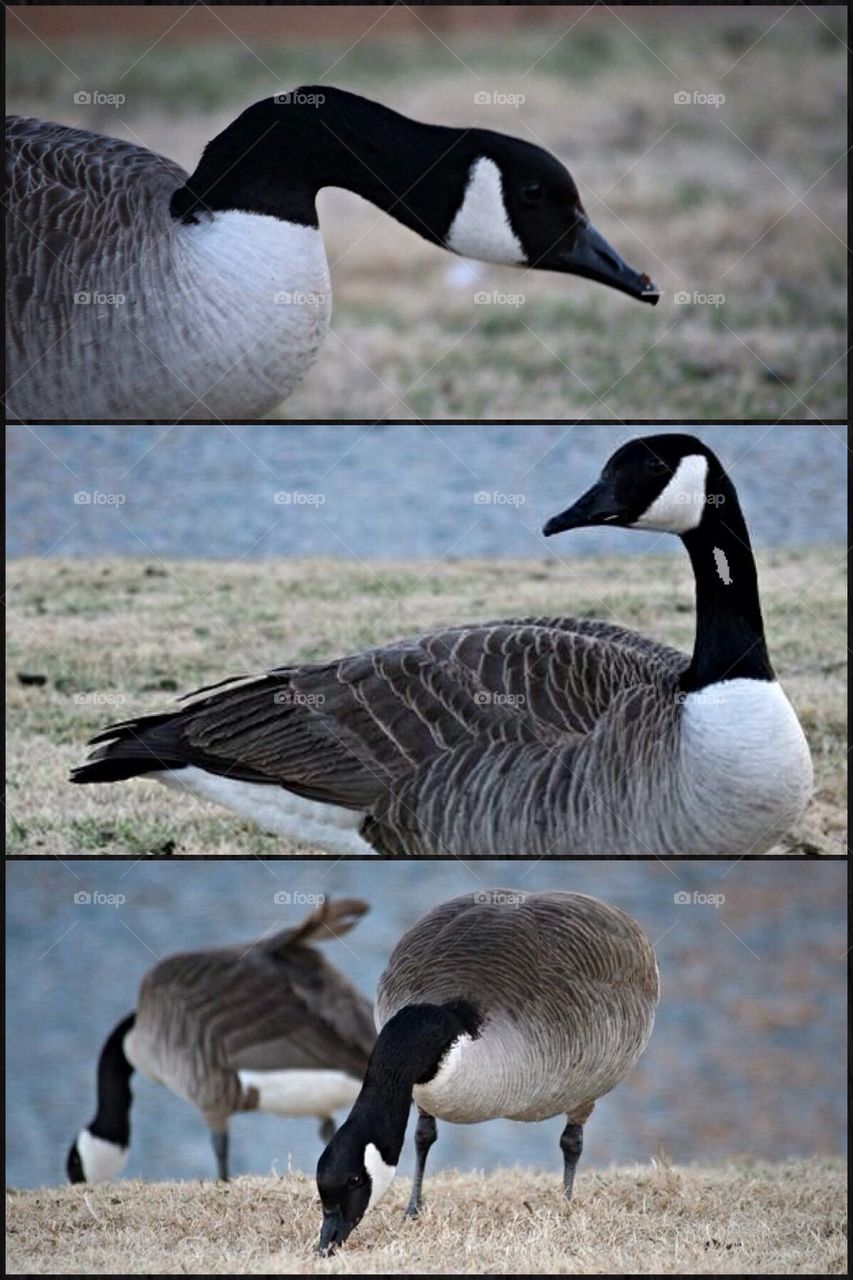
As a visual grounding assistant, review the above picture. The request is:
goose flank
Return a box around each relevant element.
[66,898,375,1183]
[316,889,659,1252]
[6,88,657,420]
[71,434,813,857]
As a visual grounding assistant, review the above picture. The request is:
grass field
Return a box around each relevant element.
[5,550,846,856]
[5,1160,846,1274]
[6,9,847,419]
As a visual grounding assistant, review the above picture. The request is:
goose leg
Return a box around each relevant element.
[319,1116,336,1144]
[559,1120,583,1199]
[211,1129,229,1181]
[405,1109,437,1218]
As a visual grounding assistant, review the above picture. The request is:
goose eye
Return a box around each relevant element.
[521,181,544,205]
[646,457,669,476]
[347,1174,363,1188]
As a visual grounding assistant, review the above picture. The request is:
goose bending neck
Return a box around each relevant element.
[171,88,465,244]
[89,1013,135,1146]
[348,1002,480,1157]
[681,471,773,693]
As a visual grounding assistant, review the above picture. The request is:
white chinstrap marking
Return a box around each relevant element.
[76,1129,128,1183]
[631,454,709,533]
[237,1069,362,1117]
[364,1142,397,1211]
[152,766,375,855]
[445,157,525,265]
[713,546,732,585]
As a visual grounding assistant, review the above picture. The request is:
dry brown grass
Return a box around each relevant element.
[5,1160,846,1274]
[6,550,846,856]
[5,11,847,419]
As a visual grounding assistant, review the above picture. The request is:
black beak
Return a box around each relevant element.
[543,478,627,537]
[550,219,659,304]
[316,1208,354,1255]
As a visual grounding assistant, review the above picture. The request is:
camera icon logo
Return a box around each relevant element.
[73,891,92,904]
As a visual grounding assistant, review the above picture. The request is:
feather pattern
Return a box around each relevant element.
[124,898,375,1129]
[375,890,659,1123]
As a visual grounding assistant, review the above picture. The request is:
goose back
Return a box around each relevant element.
[125,899,375,1126]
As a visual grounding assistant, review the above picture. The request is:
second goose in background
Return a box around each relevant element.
[66,898,375,1183]
[72,434,813,856]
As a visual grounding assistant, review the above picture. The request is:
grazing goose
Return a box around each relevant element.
[316,889,659,1252]
[71,433,813,857]
[66,898,374,1183]
[6,89,657,420]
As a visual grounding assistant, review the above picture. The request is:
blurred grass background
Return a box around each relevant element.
[6,4,847,418]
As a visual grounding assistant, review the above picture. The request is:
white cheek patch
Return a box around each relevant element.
[76,1129,128,1182]
[631,454,709,534]
[445,157,525,266]
[364,1142,396,1211]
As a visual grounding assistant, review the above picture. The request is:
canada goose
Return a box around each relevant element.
[6,89,657,421]
[72,433,813,857]
[66,898,375,1183]
[316,888,658,1252]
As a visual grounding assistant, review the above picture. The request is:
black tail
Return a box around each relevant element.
[70,713,189,784]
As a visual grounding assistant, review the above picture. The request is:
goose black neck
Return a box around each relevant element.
[171,87,476,243]
[347,1001,481,1162]
[89,1013,135,1146]
[680,466,773,692]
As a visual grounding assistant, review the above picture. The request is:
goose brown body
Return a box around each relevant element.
[376,890,659,1124]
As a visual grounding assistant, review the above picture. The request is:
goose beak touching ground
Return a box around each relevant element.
[314,890,659,1253]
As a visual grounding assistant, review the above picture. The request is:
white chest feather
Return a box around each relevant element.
[237,1068,362,1117]
[679,679,813,851]
[445,157,524,265]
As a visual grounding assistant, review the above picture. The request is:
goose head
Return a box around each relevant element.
[442,138,659,303]
[316,1119,396,1253]
[543,434,723,538]
[66,1128,128,1183]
